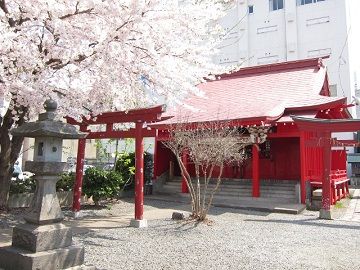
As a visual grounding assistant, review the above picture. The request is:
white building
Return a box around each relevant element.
[217,0,360,121]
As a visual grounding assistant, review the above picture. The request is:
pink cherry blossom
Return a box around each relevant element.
[0,0,234,119]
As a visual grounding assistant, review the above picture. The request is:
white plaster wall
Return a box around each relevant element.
[248,0,287,66]
[346,0,360,118]
[218,0,355,117]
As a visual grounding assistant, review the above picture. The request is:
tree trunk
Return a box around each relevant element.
[202,165,224,219]
[0,102,27,209]
[0,155,12,209]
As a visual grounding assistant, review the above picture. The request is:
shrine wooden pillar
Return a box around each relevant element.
[320,132,332,219]
[299,132,306,204]
[153,134,158,181]
[181,150,189,193]
[134,122,145,221]
[252,144,260,197]
[72,125,87,215]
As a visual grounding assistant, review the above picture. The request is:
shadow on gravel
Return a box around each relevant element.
[209,206,270,217]
[244,218,360,230]
[142,197,270,217]
[78,231,128,247]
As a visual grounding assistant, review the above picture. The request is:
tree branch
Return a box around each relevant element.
[0,0,15,27]
[59,2,95,20]
[10,105,28,164]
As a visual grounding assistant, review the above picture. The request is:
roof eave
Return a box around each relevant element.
[285,97,347,112]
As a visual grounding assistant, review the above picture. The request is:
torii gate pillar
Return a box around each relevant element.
[319,132,332,219]
[130,121,148,228]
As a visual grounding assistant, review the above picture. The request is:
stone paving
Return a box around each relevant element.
[337,189,360,222]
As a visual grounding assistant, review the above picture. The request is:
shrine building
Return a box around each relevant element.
[152,57,360,218]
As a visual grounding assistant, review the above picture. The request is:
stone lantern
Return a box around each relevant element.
[0,100,93,270]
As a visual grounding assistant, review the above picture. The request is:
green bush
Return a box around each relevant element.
[10,172,75,195]
[115,152,135,189]
[57,172,75,191]
[82,167,125,204]
[9,177,36,194]
[115,151,153,188]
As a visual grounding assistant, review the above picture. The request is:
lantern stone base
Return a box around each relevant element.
[319,209,333,220]
[0,222,91,270]
[130,218,148,228]
[12,223,72,252]
[0,245,85,270]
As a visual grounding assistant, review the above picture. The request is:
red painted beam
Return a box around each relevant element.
[134,122,144,220]
[66,105,165,125]
[292,116,360,132]
[267,131,300,138]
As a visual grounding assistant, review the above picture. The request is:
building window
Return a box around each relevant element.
[297,0,325,5]
[270,0,284,11]
[248,5,254,14]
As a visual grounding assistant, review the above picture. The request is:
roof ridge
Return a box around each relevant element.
[218,57,329,80]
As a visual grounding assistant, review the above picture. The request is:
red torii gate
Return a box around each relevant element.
[67,105,165,227]
[292,116,360,219]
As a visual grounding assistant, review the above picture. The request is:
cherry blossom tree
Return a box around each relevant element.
[0,0,235,208]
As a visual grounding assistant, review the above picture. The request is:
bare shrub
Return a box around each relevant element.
[163,120,253,221]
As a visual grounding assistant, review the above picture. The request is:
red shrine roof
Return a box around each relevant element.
[155,58,348,128]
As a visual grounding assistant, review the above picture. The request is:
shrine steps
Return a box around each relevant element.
[158,178,299,203]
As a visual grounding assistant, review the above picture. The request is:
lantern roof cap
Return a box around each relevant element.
[11,99,87,139]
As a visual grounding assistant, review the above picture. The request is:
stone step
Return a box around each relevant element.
[168,178,297,185]
[158,189,297,203]
[164,183,296,193]
[212,195,297,203]
[164,181,296,188]
[165,180,297,187]
[162,186,296,198]
[169,193,297,204]
[216,192,296,199]
[209,189,294,196]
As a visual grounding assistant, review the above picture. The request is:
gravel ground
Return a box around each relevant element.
[69,199,360,270]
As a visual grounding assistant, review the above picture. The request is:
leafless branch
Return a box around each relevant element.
[163,119,253,221]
